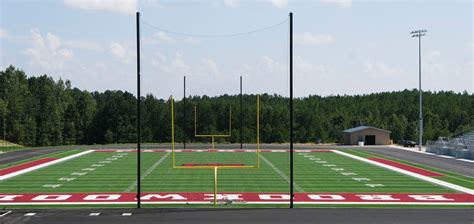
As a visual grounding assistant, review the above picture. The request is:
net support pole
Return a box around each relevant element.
[135,11,141,209]
[183,76,186,149]
[257,95,260,168]
[240,76,243,149]
[171,96,175,168]
[289,12,294,209]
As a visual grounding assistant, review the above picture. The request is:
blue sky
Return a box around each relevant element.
[1,0,472,99]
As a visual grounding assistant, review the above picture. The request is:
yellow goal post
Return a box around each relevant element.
[169,95,261,205]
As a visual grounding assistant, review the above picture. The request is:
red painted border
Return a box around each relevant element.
[182,163,245,167]
[368,158,444,177]
[0,192,472,204]
[0,158,57,176]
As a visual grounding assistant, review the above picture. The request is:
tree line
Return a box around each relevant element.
[1,66,472,147]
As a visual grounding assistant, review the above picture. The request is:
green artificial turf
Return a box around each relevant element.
[0,149,472,208]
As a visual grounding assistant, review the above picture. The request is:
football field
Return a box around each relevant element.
[0,148,473,207]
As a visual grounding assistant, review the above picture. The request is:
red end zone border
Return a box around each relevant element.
[0,158,57,176]
[368,158,444,177]
[0,192,472,205]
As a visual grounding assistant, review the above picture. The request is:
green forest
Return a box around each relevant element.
[1,66,473,147]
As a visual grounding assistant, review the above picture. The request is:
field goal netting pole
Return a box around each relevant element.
[135,11,142,209]
[240,76,243,150]
[289,12,294,209]
[170,95,260,205]
[137,11,292,207]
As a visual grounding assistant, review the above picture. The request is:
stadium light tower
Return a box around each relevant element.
[410,29,427,151]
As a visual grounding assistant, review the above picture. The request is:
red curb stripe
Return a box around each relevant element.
[368,158,444,177]
[0,158,57,176]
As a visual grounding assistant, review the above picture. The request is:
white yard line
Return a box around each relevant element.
[333,150,474,195]
[259,154,305,193]
[0,150,94,181]
[124,151,171,192]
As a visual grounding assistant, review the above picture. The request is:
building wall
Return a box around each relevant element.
[344,128,390,145]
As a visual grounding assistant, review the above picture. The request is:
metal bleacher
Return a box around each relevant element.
[426,131,474,160]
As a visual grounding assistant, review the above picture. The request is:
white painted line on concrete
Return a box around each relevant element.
[122,213,132,216]
[24,213,36,216]
[0,150,94,181]
[458,159,474,163]
[89,213,101,216]
[0,211,11,217]
[333,150,474,194]
[125,151,171,192]
[259,153,306,193]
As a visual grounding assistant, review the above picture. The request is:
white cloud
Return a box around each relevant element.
[295,56,328,76]
[201,58,219,76]
[295,33,335,46]
[268,0,288,8]
[153,31,175,44]
[24,30,74,71]
[109,43,126,58]
[363,61,401,78]
[185,37,201,45]
[63,0,137,15]
[63,39,104,51]
[321,0,352,8]
[224,0,240,8]
[151,52,190,76]
[0,28,7,39]
[109,42,135,63]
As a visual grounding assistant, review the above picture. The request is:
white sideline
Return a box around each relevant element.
[0,150,94,181]
[332,150,474,195]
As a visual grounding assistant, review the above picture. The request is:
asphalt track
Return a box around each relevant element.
[0,208,472,224]
[0,148,66,165]
[356,147,474,177]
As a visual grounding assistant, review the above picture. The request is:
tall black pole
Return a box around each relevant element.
[135,11,141,208]
[240,76,243,149]
[289,12,294,208]
[418,35,423,151]
[183,76,186,149]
